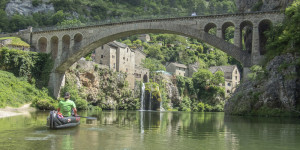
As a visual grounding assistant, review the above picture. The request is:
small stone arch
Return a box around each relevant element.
[240,20,253,53]
[50,36,59,59]
[204,23,217,35]
[143,74,148,83]
[38,37,47,53]
[62,34,71,51]
[74,33,83,51]
[222,22,235,41]
[259,19,272,55]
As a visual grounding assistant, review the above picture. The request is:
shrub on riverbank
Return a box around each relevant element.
[0,70,54,108]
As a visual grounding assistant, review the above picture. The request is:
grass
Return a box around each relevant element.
[0,37,30,47]
[0,70,55,108]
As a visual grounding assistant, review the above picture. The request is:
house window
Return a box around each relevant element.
[227,83,231,86]
[112,55,115,58]
[126,68,128,72]
[102,46,104,49]
[127,48,129,53]
[235,76,237,80]
[100,60,102,64]
[127,58,128,61]
[101,55,103,58]
[235,70,237,74]
[227,90,230,93]
[123,57,125,60]
[113,63,116,68]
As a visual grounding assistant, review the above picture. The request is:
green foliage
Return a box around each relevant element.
[176,76,195,96]
[142,58,166,74]
[251,0,263,11]
[1,0,236,33]
[74,98,88,110]
[0,47,53,88]
[0,70,55,108]
[192,69,225,104]
[265,0,300,63]
[32,0,43,7]
[247,65,265,81]
[179,96,192,111]
[0,37,30,47]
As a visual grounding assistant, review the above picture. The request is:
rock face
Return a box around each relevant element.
[225,54,300,115]
[236,0,294,12]
[5,0,54,16]
[65,60,137,110]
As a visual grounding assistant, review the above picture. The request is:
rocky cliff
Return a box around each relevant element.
[236,0,294,12]
[65,60,139,110]
[5,0,54,16]
[225,54,300,116]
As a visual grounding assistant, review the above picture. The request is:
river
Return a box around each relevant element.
[0,111,299,150]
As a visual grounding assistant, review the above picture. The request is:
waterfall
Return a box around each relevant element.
[149,90,152,110]
[140,83,145,110]
[158,87,165,111]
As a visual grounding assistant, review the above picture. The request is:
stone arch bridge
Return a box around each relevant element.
[0,11,284,98]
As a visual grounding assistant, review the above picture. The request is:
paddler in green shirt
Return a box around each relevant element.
[58,92,77,117]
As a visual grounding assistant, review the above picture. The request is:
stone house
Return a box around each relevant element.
[187,62,200,77]
[94,41,149,89]
[138,34,151,42]
[166,62,188,77]
[209,65,240,97]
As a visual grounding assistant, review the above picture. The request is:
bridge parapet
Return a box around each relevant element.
[0,11,285,98]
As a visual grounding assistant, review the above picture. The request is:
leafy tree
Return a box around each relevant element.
[142,58,166,73]
[0,10,9,32]
[265,0,300,61]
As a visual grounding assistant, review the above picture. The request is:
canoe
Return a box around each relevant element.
[47,111,80,129]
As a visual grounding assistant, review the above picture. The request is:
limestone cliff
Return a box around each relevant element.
[5,0,54,16]
[65,60,138,110]
[225,54,300,116]
[236,0,294,12]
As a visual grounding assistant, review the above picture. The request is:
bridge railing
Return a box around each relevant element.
[32,13,190,32]
[29,10,281,32]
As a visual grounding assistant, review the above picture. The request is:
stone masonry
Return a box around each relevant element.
[0,11,285,97]
[94,41,149,89]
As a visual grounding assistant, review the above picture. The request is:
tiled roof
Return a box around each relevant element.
[209,65,236,73]
[168,62,187,68]
[108,41,128,48]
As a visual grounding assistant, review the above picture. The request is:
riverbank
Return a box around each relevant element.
[0,104,36,118]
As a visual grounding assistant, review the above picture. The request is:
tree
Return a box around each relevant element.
[0,10,8,32]
[141,58,166,73]
[265,0,300,61]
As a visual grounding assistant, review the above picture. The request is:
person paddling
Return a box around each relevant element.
[58,92,77,117]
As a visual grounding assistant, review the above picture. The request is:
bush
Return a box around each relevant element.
[74,98,88,110]
[31,98,58,110]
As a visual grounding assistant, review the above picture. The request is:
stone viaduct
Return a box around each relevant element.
[0,11,284,98]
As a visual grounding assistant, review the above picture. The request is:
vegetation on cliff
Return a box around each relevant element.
[225,0,300,116]
[0,0,236,32]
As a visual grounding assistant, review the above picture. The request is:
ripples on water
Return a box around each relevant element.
[0,111,300,150]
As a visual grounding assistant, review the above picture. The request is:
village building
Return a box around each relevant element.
[166,62,188,77]
[138,34,151,42]
[94,41,149,89]
[209,65,240,97]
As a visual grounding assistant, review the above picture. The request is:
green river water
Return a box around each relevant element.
[0,111,300,150]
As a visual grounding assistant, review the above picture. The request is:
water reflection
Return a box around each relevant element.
[0,111,300,150]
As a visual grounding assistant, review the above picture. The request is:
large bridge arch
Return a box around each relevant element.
[24,11,283,98]
[55,23,251,73]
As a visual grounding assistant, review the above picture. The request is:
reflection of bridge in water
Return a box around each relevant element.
[0,11,284,97]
